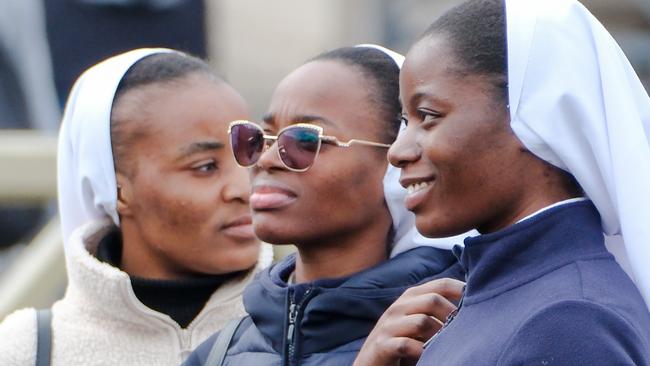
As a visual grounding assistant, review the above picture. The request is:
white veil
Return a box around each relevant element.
[57,48,175,254]
[506,0,650,307]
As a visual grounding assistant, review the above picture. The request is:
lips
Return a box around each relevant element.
[221,215,256,240]
[400,176,436,211]
[250,183,298,210]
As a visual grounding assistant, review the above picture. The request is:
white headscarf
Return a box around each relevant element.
[506,0,650,307]
[57,48,175,253]
[356,44,477,257]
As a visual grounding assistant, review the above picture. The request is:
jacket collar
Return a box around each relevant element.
[244,246,457,354]
[457,200,610,305]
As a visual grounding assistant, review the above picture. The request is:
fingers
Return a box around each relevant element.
[396,291,458,321]
[353,278,465,366]
[385,337,425,361]
[379,312,443,341]
[401,314,443,341]
[355,337,425,366]
[401,278,465,301]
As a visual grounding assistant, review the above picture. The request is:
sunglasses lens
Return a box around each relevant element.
[230,123,264,167]
[278,127,320,171]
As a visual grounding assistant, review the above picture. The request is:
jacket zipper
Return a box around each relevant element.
[283,288,313,366]
[286,297,298,365]
[423,283,466,349]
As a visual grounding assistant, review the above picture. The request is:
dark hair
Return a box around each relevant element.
[310,47,401,143]
[110,52,219,175]
[422,0,507,103]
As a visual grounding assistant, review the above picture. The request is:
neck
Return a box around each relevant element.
[479,192,578,234]
[292,217,391,283]
[479,161,582,234]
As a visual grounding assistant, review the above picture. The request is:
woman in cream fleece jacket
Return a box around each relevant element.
[0,220,272,365]
[0,48,272,365]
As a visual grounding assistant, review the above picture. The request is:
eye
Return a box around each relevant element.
[191,159,218,175]
[418,108,443,127]
[400,114,409,126]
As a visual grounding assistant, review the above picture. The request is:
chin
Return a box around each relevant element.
[415,213,469,238]
[252,220,297,245]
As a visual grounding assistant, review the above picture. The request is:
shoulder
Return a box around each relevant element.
[498,300,650,365]
[183,331,218,366]
[184,317,255,366]
[0,308,38,365]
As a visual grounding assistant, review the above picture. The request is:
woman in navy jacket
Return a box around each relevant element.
[355,0,650,365]
[183,46,465,366]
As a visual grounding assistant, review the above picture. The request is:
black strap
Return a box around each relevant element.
[35,309,52,366]
[205,317,244,366]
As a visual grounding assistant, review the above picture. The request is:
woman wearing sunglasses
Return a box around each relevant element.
[183,45,465,366]
[0,49,273,365]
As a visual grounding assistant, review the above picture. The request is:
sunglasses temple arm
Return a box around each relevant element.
[321,136,390,148]
[341,139,391,148]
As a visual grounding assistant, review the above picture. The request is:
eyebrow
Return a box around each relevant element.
[261,113,276,125]
[262,113,335,127]
[407,91,451,109]
[409,92,429,106]
[178,141,225,159]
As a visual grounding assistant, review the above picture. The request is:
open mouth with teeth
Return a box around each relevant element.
[407,181,433,195]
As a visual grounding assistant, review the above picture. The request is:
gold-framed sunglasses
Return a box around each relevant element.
[228,120,390,172]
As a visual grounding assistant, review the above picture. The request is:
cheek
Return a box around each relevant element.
[312,157,387,227]
[317,153,385,198]
[417,120,519,233]
[423,117,506,182]
[132,176,215,232]
[420,129,468,176]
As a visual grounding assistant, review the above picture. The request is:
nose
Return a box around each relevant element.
[254,139,286,172]
[222,162,252,203]
[387,124,421,168]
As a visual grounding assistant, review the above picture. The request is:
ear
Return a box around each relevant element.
[115,173,134,218]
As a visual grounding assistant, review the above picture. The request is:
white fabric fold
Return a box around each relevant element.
[57,48,175,253]
[506,0,650,307]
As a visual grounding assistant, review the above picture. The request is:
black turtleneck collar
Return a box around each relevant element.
[95,230,240,328]
[455,200,609,305]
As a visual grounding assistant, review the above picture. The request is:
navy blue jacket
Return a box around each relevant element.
[184,246,461,366]
[418,201,650,365]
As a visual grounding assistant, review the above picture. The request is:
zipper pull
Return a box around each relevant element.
[287,303,297,343]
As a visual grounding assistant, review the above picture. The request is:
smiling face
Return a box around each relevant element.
[113,73,260,278]
[389,36,536,237]
[250,60,392,247]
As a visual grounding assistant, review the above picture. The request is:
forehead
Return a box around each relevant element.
[402,37,461,91]
[118,76,249,151]
[401,36,495,105]
[266,60,373,132]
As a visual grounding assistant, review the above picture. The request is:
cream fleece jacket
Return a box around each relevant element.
[0,220,273,366]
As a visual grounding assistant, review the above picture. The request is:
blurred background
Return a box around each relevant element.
[1,0,649,320]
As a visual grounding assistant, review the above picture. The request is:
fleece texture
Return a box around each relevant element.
[0,219,273,366]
